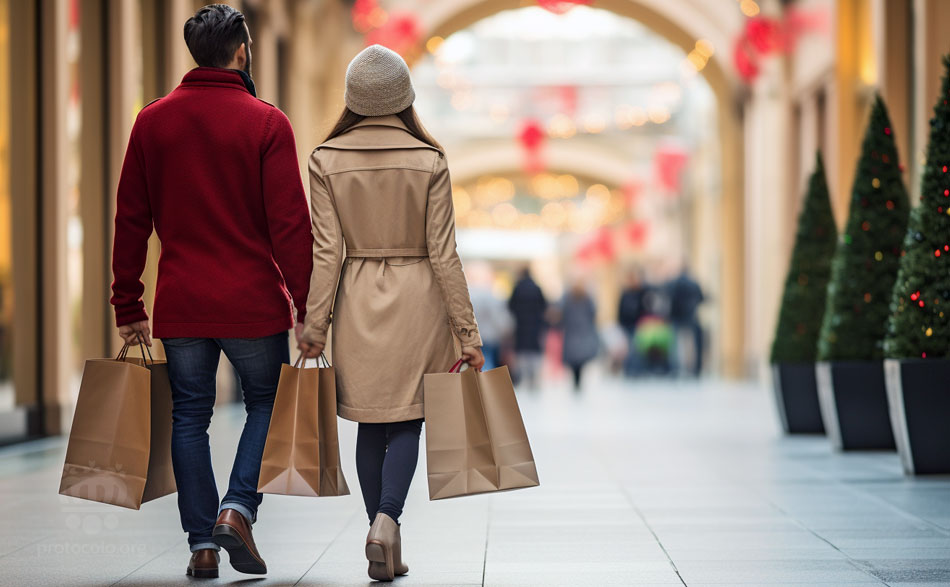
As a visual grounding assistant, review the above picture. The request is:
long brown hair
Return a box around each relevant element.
[323,105,444,151]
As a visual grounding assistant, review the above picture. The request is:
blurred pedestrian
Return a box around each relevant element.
[617,268,648,376]
[298,45,483,582]
[558,280,599,390]
[110,5,312,579]
[508,267,548,388]
[667,266,705,376]
[467,263,511,371]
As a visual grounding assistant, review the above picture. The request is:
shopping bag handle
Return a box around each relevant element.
[116,334,154,366]
[293,352,330,369]
[448,357,483,373]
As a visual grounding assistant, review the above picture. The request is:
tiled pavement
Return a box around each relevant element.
[1,370,949,586]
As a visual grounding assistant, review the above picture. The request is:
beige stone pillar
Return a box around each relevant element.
[911,0,950,202]
[80,0,110,361]
[10,0,39,425]
[743,58,791,377]
[873,0,912,189]
[37,0,71,433]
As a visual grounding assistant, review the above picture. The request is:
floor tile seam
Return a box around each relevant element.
[761,498,890,586]
[619,484,688,586]
[109,536,184,586]
[293,507,362,586]
[829,476,950,538]
[0,533,53,562]
[481,498,492,587]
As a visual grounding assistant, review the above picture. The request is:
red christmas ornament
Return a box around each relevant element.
[536,0,592,15]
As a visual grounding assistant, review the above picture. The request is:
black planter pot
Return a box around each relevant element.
[816,361,896,451]
[884,358,950,474]
[771,363,825,434]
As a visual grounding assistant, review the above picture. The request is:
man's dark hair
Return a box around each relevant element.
[183,4,248,69]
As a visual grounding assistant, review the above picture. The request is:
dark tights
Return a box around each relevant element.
[355,419,423,524]
[570,364,584,389]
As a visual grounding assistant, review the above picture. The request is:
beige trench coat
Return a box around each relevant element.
[301,115,481,423]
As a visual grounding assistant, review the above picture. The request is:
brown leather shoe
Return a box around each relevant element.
[212,508,267,575]
[365,513,409,581]
[186,549,219,579]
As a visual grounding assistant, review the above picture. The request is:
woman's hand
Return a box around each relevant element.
[461,345,485,370]
[299,340,325,359]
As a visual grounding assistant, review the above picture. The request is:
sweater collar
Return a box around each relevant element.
[180,67,251,94]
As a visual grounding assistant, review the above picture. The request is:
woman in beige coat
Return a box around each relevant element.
[299,45,484,581]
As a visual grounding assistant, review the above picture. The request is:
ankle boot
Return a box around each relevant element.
[365,513,409,581]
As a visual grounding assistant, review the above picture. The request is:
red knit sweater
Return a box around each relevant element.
[111,68,312,338]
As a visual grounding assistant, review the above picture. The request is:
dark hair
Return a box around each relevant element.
[184,4,249,69]
[324,106,444,151]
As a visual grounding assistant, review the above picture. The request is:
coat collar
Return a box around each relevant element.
[180,67,250,93]
[318,115,443,153]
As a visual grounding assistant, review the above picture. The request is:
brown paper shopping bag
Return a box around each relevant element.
[59,341,176,509]
[423,360,539,500]
[258,353,349,497]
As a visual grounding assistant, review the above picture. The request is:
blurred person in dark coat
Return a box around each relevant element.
[558,280,599,390]
[667,266,705,376]
[507,268,547,388]
[617,268,648,376]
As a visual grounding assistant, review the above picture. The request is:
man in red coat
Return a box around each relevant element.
[110,5,311,579]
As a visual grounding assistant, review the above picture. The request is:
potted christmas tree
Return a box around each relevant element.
[883,56,950,474]
[815,96,908,451]
[770,152,837,434]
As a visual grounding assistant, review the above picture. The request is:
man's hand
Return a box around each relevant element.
[299,340,325,359]
[461,345,485,370]
[118,320,152,346]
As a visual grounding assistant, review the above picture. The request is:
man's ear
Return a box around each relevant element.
[233,42,246,68]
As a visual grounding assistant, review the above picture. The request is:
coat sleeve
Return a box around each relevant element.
[301,152,344,346]
[261,108,313,324]
[110,125,152,327]
[426,154,482,347]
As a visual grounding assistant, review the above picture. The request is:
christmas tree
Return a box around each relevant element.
[770,152,838,363]
[818,96,910,361]
[885,55,950,360]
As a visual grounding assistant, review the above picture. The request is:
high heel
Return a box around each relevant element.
[365,513,409,581]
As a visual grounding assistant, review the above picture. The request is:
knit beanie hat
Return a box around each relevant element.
[345,45,416,117]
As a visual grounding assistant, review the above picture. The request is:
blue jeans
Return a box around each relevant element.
[162,332,289,551]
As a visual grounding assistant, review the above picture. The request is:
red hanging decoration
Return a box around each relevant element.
[351,0,385,34]
[745,17,784,54]
[595,226,615,261]
[517,119,546,174]
[622,180,641,209]
[537,0,592,15]
[731,6,827,83]
[559,85,578,117]
[733,36,760,82]
[654,145,689,194]
[623,220,649,248]
[365,12,422,58]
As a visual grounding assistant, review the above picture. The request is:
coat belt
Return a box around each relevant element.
[346,247,429,258]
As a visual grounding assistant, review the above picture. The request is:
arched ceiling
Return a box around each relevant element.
[397,0,743,103]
